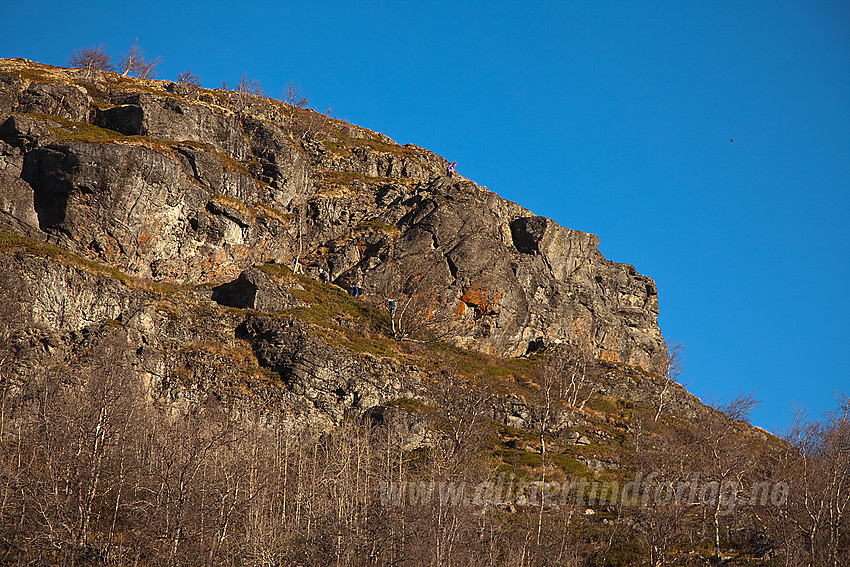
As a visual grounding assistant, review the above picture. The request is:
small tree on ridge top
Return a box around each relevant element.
[176,69,202,87]
[68,45,113,75]
[118,39,162,79]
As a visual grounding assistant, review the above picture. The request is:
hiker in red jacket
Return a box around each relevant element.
[447,161,457,177]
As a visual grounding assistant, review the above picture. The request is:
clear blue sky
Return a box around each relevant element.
[3,1,848,432]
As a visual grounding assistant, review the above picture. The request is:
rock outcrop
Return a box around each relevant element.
[0,58,666,374]
[0,60,799,567]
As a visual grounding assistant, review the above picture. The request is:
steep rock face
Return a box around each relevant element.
[306,175,664,368]
[17,140,293,282]
[0,58,666,372]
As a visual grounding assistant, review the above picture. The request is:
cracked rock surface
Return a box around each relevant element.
[0,57,666,372]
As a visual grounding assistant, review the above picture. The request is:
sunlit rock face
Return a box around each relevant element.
[0,58,666,373]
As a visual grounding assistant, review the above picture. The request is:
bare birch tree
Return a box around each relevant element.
[118,39,162,78]
[654,342,684,422]
[68,45,113,75]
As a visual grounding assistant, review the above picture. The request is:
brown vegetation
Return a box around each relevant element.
[1,311,846,565]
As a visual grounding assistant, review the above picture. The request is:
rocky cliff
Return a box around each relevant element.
[0,58,819,567]
[0,58,665,376]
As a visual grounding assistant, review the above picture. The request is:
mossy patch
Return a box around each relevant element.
[549,452,591,475]
[239,366,285,387]
[497,423,540,443]
[255,203,292,224]
[341,330,396,357]
[496,447,543,469]
[321,125,422,161]
[23,112,128,144]
[153,299,183,320]
[177,140,253,176]
[72,79,109,102]
[200,90,231,108]
[586,394,625,417]
[5,64,57,84]
[356,218,400,236]
[0,231,177,296]
[210,194,257,221]
[428,340,540,392]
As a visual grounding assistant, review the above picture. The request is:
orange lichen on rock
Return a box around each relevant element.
[458,286,503,318]
[598,349,619,363]
[137,230,152,248]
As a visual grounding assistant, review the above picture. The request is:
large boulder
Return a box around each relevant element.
[0,71,23,120]
[18,82,92,122]
[94,91,250,159]
[236,315,420,423]
[211,267,297,311]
